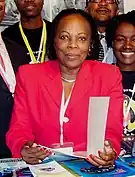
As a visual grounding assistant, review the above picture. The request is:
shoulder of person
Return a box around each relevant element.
[43,19,52,30]
[18,61,58,77]
[86,60,121,79]
[1,22,19,38]
[2,35,22,47]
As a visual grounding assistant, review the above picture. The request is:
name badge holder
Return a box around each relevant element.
[52,85,75,155]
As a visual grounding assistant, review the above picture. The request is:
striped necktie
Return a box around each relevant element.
[0,54,9,89]
[0,54,5,71]
[98,34,105,62]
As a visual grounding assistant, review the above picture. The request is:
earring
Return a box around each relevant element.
[88,44,93,56]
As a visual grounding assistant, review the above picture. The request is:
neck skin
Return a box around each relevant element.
[117,62,135,72]
[60,64,80,80]
[20,15,43,29]
[98,26,106,33]
[96,20,109,33]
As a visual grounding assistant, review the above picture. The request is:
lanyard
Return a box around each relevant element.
[59,85,74,145]
[19,21,47,63]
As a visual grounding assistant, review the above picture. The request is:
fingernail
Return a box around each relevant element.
[89,154,93,158]
[32,143,38,147]
[48,150,52,155]
[99,165,103,168]
[85,157,89,161]
[38,160,42,163]
[39,147,44,151]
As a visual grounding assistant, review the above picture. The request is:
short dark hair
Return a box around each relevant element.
[47,8,99,60]
[106,10,135,48]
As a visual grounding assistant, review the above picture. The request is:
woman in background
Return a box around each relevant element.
[106,10,135,156]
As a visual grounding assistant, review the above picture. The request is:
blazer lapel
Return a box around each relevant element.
[67,61,93,111]
[43,61,63,108]
[42,61,93,109]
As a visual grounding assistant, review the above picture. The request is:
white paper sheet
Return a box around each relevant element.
[87,97,110,156]
[29,159,74,177]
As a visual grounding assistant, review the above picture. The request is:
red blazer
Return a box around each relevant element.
[6,60,123,157]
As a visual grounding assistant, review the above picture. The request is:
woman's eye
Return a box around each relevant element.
[79,37,87,41]
[115,37,125,42]
[132,38,135,43]
[60,35,68,40]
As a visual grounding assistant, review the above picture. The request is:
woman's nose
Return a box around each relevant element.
[123,40,133,49]
[68,39,78,48]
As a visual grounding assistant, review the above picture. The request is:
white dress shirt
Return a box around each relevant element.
[0,33,16,94]
[99,32,116,64]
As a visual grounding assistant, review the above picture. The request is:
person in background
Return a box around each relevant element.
[0,0,13,159]
[86,0,119,63]
[106,11,135,156]
[7,9,123,166]
[0,0,46,159]
[0,0,27,158]
[2,0,52,64]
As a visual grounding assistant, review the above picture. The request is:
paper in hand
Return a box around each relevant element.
[87,97,110,156]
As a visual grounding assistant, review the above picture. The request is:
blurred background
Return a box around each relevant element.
[0,0,125,31]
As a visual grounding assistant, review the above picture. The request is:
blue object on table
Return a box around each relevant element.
[62,158,135,177]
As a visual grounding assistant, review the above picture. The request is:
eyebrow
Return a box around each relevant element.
[115,34,135,38]
[78,32,88,35]
[59,31,70,34]
[59,31,88,35]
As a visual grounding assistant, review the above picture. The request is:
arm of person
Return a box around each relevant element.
[6,66,35,158]
[87,66,123,167]
[105,66,123,156]
[6,66,52,164]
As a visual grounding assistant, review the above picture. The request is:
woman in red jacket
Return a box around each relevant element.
[7,9,123,166]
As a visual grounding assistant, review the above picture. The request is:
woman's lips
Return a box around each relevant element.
[66,54,79,60]
[121,52,135,58]
[96,8,109,15]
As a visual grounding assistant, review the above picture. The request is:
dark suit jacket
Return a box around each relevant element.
[0,37,31,158]
[0,19,52,158]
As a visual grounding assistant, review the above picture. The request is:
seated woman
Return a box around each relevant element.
[106,10,135,156]
[7,9,123,166]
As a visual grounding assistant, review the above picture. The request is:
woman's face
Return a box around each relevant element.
[113,22,135,69]
[54,14,91,70]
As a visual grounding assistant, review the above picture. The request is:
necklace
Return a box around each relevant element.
[61,76,76,83]
[19,21,47,63]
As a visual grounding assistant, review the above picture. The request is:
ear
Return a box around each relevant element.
[116,9,120,15]
[85,7,88,12]
[112,41,114,48]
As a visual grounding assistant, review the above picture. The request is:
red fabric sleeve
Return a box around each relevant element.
[105,66,123,156]
[6,67,35,157]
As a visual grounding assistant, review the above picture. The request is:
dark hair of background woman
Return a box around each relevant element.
[106,10,135,48]
[47,8,100,60]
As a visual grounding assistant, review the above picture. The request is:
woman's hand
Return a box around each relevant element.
[86,140,116,167]
[21,141,52,164]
